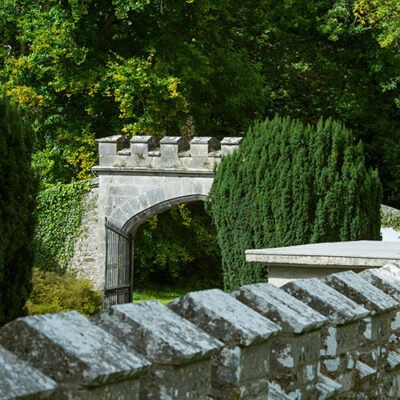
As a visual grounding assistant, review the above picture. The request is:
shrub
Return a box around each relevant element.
[0,98,38,325]
[34,180,90,272]
[26,268,102,318]
[206,116,382,291]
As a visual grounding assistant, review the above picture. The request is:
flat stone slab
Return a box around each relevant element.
[91,301,223,365]
[0,345,57,400]
[0,311,150,386]
[246,241,400,267]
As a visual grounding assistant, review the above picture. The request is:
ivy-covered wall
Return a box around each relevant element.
[34,181,90,272]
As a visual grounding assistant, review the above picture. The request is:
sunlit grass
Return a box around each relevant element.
[132,287,190,305]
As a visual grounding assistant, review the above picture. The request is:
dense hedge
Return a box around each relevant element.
[34,181,90,272]
[0,98,38,325]
[206,116,382,291]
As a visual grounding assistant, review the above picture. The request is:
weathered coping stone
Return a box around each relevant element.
[91,301,223,399]
[359,268,400,349]
[282,278,370,395]
[323,272,397,360]
[0,311,150,399]
[231,283,340,399]
[381,263,400,283]
[0,344,58,400]
[168,288,281,399]
[362,263,400,399]
[322,271,399,398]
[358,267,400,399]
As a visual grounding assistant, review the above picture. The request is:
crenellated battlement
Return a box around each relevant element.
[97,135,243,169]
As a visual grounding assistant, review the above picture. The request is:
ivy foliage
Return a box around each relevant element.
[34,180,90,272]
[0,97,38,326]
[134,202,222,290]
[206,116,382,291]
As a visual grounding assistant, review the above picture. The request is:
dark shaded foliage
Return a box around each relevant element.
[0,98,38,325]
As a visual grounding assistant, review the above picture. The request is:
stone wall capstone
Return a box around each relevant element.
[4,264,400,399]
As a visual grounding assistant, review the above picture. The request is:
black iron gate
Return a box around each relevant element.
[103,219,133,309]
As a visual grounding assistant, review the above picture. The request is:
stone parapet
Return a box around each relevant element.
[95,135,243,170]
[91,300,223,399]
[0,311,150,399]
[231,283,341,399]
[2,265,400,399]
[168,289,281,399]
[282,278,370,397]
[323,271,398,376]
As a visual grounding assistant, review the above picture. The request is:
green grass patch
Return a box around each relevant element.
[132,287,190,305]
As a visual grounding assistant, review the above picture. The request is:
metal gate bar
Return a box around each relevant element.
[104,219,132,309]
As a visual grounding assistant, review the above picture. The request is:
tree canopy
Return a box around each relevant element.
[1,0,400,287]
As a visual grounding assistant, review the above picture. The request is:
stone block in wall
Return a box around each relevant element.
[0,311,150,399]
[221,137,243,155]
[323,271,398,373]
[232,283,340,399]
[130,135,159,155]
[159,136,189,163]
[168,288,281,399]
[190,137,220,156]
[0,344,58,400]
[268,382,292,400]
[282,278,370,395]
[98,135,130,166]
[91,300,223,399]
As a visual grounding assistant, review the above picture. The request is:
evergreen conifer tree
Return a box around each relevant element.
[206,116,382,291]
[0,98,38,325]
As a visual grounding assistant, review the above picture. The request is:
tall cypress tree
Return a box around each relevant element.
[0,98,38,325]
[206,116,382,291]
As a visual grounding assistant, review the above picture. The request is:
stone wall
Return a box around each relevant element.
[3,264,400,399]
[67,181,99,284]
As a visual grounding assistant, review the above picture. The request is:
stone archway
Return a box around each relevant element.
[92,134,243,302]
[123,194,207,234]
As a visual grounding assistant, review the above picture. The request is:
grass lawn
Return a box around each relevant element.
[132,287,191,305]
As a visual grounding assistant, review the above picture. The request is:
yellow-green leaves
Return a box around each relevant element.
[354,0,400,47]
[105,55,188,136]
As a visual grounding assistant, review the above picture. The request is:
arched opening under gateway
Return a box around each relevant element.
[127,199,222,302]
